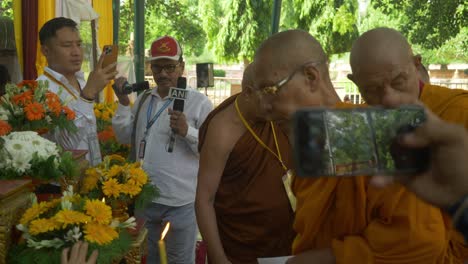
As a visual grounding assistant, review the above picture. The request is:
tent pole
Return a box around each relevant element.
[271,0,282,35]
[134,0,144,82]
[112,0,119,45]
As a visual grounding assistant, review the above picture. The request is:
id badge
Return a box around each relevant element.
[88,133,102,166]
[138,139,147,159]
[282,170,296,212]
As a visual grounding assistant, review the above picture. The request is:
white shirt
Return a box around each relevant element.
[112,87,213,206]
[37,67,102,165]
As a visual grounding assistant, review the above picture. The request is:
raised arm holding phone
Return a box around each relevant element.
[37,17,117,166]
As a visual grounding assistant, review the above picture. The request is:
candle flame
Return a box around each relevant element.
[101,197,106,203]
[161,222,170,240]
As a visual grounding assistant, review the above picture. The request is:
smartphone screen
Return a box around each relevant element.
[293,106,429,177]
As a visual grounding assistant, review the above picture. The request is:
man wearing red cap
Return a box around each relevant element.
[113,36,213,263]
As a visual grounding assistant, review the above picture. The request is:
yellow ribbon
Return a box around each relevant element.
[234,97,287,171]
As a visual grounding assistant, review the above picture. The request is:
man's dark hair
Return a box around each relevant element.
[39,17,78,45]
[0,65,11,96]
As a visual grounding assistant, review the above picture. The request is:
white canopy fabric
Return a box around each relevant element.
[55,0,99,24]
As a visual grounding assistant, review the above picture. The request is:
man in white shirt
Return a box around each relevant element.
[112,36,213,263]
[37,17,117,166]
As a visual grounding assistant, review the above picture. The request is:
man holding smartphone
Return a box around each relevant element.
[37,17,117,166]
[250,29,463,263]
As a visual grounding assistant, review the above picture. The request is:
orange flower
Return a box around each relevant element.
[98,127,115,142]
[46,92,62,116]
[62,106,76,120]
[0,120,12,136]
[17,80,38,89]
[12,90,33,105]
[24,102,45,121]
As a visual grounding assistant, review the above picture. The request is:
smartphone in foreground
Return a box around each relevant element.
[102,44,118,72]
[292,105,430,177]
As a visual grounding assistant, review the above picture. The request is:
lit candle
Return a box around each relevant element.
[159,222,170,264]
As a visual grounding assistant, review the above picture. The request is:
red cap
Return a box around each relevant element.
[148,36,182,62]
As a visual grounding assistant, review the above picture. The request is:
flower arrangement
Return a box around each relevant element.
[94,102,130,158]
[0,80,77,134]
[81,155,158,216]
[0,131,78,181]
[9,187,133,264]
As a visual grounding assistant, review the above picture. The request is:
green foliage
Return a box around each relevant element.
[0,0,13,19]
[213,69,226,77]
[286,0,360,55]
[134,183,159,211]
[119,0,205,57]
[214,0,272,63]
[366,0,467,64]
[8,230,132,264]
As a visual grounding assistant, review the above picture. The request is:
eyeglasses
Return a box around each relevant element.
[151,63,180,74]
[259,60,326,95]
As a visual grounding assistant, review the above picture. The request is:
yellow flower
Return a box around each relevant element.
[84,222,118,245]
[121,183,142,197]
[82,168,101,193]
[128,168,148,186]
[94,109,101,118]
[102,178,122,198]
[101,111,111,121]
[85,200,112,225]
[54,210,91,227]
[107,165,124,178]
[20,199,60,225]
[28,218,60,235]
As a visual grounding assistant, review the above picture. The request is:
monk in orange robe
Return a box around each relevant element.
[196,66,295,263]
[250,29,466,263]
[346,27,468,263]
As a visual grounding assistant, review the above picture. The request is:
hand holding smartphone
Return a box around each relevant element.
[102,44,118,72]
[292,105,430,177]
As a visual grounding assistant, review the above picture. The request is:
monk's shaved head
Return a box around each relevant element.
[350,27,414,76]
[241,63,254,92]
[253,29,329,78]
[250,29,340,121]
[349,27,421,107]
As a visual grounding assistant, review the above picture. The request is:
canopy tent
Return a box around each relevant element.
[12,0,115,102]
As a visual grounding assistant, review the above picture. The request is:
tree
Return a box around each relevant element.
[118,0,206,58]
[0,0,13,19]
[212,0,273,64]
[283,0,360,55]
[366,0,467,64]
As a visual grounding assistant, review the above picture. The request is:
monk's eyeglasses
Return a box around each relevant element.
[260,60,327,95]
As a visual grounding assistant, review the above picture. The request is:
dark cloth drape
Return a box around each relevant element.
[21,0,38,80]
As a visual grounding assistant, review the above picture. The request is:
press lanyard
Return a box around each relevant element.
[43,71,79,100]
[234,97,288,171]
[139,96,173,159]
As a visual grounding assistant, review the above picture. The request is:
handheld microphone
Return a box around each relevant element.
[168,77,187,153]
[117,81,150,94]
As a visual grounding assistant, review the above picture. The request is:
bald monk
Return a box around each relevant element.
[195,65,295,263]
[348,27,468,135]
[249,29,464,263]
[347,27,468,262]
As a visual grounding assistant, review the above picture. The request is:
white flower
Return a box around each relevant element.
[119,216,137,230]
[0,131,61,174]
[0,106,8,120]
[64,226,82,243]
[27,238,64,249]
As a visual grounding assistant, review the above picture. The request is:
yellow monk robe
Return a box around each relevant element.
[292,101,466,263]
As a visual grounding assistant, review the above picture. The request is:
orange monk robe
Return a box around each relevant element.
[292,101,466,263]
[420,83,468,259]
[420,83,468,129]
